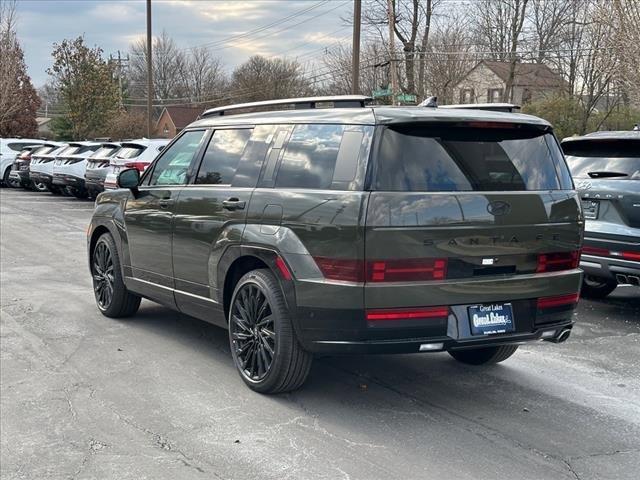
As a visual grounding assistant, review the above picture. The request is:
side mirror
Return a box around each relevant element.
[117,168,140,190]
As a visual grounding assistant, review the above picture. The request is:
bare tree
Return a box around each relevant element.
[129,30,186,101]
[423,14,477,103]
[362,0,436,98]
[611,0,640,106]
[178,46,227,104]
[230,56,313,103]
[526,0,574,63]
[321,42,389,96]
[474,0,529,102]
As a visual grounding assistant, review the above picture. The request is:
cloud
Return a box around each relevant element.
[165,0,271,22]
[89,3,142,21]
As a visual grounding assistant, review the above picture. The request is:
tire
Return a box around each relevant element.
[449,345,519,365]
[228,269,312,394]
[1,166,10,187]
[581,275,617,299]
[71,188,89,199]
[48,185,63,194]
[32,180,48,192]
[91,232,141,318]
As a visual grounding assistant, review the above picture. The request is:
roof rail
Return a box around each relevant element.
[201,95,372,117]
[440,103,521,113]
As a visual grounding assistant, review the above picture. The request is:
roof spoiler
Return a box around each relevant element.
[440,103,521,113]
[201,95,372,117]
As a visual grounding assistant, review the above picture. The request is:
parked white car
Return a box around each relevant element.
[103,139,169,190]
[1,138,44,186]
[52,142,101,198]
[84,142,121,198]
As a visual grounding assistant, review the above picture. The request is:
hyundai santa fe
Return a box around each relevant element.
[561,131,639,297]
[88,96,584,393]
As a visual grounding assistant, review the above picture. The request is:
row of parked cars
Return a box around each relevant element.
[0,137,169,198]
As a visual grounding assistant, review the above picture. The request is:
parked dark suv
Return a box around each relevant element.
[561,131,640,297]
[88,96,583,393]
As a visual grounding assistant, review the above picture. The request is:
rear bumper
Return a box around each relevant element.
[309,321,574,354]
[85,169,107,192]
[292,270,582,353]
[580,234,640,282]
[53,173,85,189]
[29,172,53,186]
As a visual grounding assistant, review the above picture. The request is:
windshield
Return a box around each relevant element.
[115,146,146,159]
[562,139,640,179]
[374,125,571,191]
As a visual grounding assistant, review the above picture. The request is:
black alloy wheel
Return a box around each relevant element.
[32,181,48,192]
[228,269,312,393]
[91,233,140,318]
[230,283,276,382]
[92,240,115,311]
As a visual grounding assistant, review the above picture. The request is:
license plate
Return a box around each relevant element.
[468,303,515,335]
[582,200,599,220]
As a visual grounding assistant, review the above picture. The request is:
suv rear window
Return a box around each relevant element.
[374,125,569,191]
[116,146,145,159]
[562,139,640,179]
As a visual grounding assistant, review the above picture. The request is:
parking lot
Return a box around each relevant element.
[1,187,639,480]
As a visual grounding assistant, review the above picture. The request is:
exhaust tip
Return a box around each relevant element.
[628,276,640,287]
[556,329,571,343]
[616,274,628,284]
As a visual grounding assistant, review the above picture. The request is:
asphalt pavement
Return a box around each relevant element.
[1,187,639,480]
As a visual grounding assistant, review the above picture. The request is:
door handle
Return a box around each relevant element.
[159,198,174,209]
[222,198,246,211]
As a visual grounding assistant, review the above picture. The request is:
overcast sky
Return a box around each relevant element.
[15,0,354,87]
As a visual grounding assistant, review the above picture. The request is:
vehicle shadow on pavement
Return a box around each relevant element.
[121,295,640,473]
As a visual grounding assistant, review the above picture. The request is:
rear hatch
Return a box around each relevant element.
[109,143,148,174]
[562,135,640,257]
[87,144,120,172]
[365,122,582,316]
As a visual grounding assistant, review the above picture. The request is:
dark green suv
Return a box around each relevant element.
[88,96,583,393]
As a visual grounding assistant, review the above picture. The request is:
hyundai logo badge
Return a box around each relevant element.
[487,201,511,216]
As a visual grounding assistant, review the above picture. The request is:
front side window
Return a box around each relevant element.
[148,130,206,186]
[196,129,252,185]
[275,124,345,190]
[375,125,566,192]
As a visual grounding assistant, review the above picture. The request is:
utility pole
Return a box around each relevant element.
[146,0,153,138]
[110,50,129,108]
[387,0,397,105]
[352,0,361,95]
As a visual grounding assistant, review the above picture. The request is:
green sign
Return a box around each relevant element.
[396,93,417,104]
[372,87,392,98]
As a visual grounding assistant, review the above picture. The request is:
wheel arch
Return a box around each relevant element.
[219,246,298,331]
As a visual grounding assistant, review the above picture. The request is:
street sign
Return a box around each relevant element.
[372,87,392,98]
[396,93,417,104]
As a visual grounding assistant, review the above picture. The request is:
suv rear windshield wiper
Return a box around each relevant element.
[586,171,629,178]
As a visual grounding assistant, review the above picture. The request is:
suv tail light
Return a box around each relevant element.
[124,161,149,172]
[536,251,580,273]
[367,258,447,282]
[583,246,640,262]
[312,257,449,283]
[537,292,580,310]
[366,306,450,321]
[313,257,364,282]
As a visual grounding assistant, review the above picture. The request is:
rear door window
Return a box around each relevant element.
[195,129,252,185]
[275,124,373,190]
[562,139,640,179]
[374,125,567,191]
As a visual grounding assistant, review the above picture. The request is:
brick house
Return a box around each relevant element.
[453,61,566,105]
[155,106,203,139]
